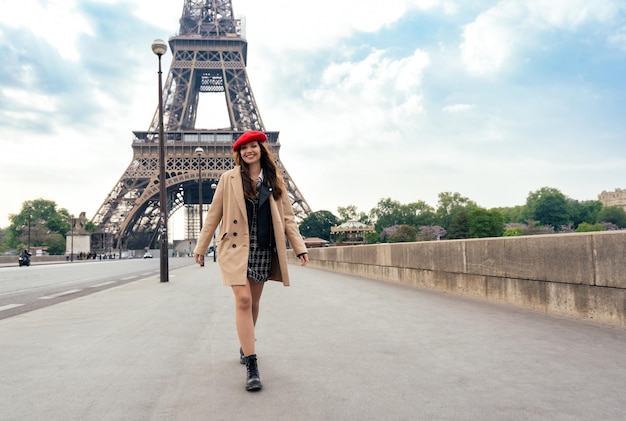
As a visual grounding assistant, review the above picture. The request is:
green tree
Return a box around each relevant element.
[569,200,602,228]
[597,206,626,228]
[7,199,72,254]
[403,201,436,227]
[435,192,477,231]
[363,231,379,244]
[369,198,435,232]
[299,210,338,241]
[447,209,470,239]
[575,222,606,232]
[336,205,370,224]
[0,228,8,253]
[370,198,403,232]
[85,221,97,233]
[504,227,524,236]
[524,187,570,231]
[492,205,525,224]
[468,208,505,238]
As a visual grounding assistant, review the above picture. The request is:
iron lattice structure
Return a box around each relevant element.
[91,0,311,251]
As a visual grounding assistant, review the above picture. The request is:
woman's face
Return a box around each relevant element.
[240,142,262,165]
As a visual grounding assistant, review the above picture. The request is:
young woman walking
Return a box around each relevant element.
[194,130,309,391]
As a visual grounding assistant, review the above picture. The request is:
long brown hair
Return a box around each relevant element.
[234,142,284,200]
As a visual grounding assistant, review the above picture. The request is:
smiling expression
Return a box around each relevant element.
[239,141,262,165]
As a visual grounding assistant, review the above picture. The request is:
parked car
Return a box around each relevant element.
[143,252,153,259]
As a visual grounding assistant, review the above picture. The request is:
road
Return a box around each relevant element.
[1,262,625,420]
[0,257,195,320]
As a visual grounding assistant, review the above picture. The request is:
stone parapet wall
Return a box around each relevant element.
[289,231,626,327]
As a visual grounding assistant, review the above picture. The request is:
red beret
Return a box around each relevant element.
[232,131,267,152]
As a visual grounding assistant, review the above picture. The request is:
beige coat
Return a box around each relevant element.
[193,166,307,286]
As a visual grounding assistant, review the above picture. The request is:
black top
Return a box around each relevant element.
[245,181,274,250]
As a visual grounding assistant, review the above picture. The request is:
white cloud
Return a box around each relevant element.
[608,26,626,51]
[130,0,181,32]
[460,0,623,75]
[524,0,618,30]
[408,0,458,14]
[2,88,57,113]
[442,103,475,112]
[460,1,525,75]
[282,48,430,148]
[234,0,417,50]
[0,0,92,60]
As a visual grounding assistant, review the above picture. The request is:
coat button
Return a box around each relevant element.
[232,244,237,248]
[233,219,238,224]
[233,232,238,237]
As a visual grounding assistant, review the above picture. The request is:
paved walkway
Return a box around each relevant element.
[1,262,625,420]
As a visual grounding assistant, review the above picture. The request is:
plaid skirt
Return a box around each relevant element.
[247,199,272,283]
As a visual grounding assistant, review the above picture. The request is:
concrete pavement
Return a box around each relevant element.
[1,261,625,420]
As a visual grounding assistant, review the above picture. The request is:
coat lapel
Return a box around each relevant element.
[259,183,271,208]
[231,167,247,220]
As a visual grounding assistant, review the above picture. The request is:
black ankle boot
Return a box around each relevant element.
[245,354,262,391]
[239,347,247,365]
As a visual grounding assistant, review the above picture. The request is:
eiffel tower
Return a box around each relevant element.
[91,0,311,251]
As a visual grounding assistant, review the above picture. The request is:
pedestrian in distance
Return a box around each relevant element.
[193,130,309,392]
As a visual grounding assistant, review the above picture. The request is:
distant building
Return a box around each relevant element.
[303,237,330,248]
[598,188,626,211]
[331,220,375,245]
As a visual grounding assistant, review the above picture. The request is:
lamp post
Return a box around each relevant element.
[195,147,204,231]
[195,146,204,267]
[27,211,31,253]
[152,38,169,283]
[211,182,217,262]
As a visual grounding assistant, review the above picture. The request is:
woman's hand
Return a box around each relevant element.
[298,253,309,266]
[194,253,204,266]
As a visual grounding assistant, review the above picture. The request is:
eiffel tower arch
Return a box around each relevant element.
[91,0,311,251]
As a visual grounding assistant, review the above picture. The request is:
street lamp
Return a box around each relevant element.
[152,38,169,283]
[27,211,31,253]
[195,146,204,267]
[211,182,217,262]
[195,147,204,231]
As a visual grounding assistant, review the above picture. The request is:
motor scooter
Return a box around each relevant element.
[18,252,31,267]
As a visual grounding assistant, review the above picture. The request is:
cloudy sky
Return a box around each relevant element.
[1,0,625,238]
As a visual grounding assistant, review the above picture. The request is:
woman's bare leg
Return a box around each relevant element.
[250,280,265,327]
[233,278,265,356]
